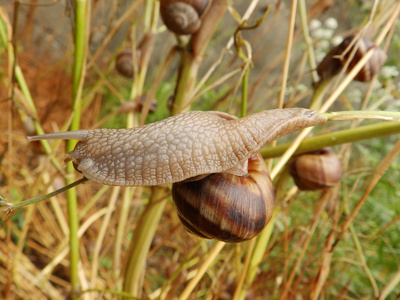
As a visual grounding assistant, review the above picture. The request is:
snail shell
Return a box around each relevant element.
[160,0,210,35]
[339,36,387,82]
[115,49,142,78]
[317,35,387,82]
[172,152,275,243]
[289,148,342,190]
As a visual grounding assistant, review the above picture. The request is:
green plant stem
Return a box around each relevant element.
[14,66,63,171]
[0,177,89,210]
[122,3,160,297]
[122,186,169,298]
[171,51,201,115]
[322,110,400,121]
[240,66,249,118]
[260,121,400,159]
[67,0,89,297]
[298,0,318,85]
[236,210,278,300]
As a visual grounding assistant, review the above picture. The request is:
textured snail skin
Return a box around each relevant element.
[27,108,327,187]
[172,152,275,243]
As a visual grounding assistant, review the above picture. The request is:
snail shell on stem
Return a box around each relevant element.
[160,0,211,35]
[339,36,387,82]
[27,108,327,187]
[289,148,342,190]
[172,152,275,243]
[317,35,387,82]
[115,49,141,78]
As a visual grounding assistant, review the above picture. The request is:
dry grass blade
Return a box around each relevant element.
[1,1,400,299]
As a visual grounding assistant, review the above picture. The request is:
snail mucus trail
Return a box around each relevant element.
[27,108,327,242]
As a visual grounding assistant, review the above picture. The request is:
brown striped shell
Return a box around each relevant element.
[339,36,387,82]
[160,0,210,35]
[172,152,274,243]
[289,148,342,190]
[317,35,387,82]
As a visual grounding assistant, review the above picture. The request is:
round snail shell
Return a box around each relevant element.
[160,0,210,35]
[289,148,342,191]
[172,152,275,243]
[115,49,140,78]
[316,35,387,82]
[339,36,387,82]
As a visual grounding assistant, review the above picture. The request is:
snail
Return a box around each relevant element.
[339,36,387,82]
[115,48,140,78]
[172,152,275,243]
[160,0,211,35]
[317,35,387,82]
[289,148,342,190]
[27,108,327,187]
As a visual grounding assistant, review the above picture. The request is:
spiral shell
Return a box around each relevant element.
[339,36,387,82]
[289,148,342,190]
[317,35,387,82]
[115,49,139,78]
[172,152,275,243]
[160,0,210,35]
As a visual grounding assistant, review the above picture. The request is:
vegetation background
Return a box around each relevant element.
[1,0,400,299]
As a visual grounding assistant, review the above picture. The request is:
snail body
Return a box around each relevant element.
[172,152,274,243]
[160,0,210,35]
[289,148,342,190]
[27,108,327,187]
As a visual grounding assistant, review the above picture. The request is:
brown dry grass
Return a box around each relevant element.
[1,1,400,299]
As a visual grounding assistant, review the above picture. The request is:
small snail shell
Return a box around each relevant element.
[317,35,387,82]
[339,36,387,82]
[160,0,210,35]
[172,152,275,243]
[27,108,327,187]
[289,148,342,190]
[115,49,141,78]
[117,94,157,114]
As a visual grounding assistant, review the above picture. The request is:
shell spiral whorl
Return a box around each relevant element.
[160,0,210,35]
[172,152,275,243]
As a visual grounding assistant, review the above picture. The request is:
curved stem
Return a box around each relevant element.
[260,121,400,159]
[0,177,89,211]
[321,110,400,121]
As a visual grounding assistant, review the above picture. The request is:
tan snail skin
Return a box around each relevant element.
[27,108,327,242]
[27,108,326,187]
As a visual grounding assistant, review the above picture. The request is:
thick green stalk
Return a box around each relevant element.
[171,51,201,115]
[122,2,160,297]
[67,0,89,297]
[122,187,169,297]
[260,121,400,159]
